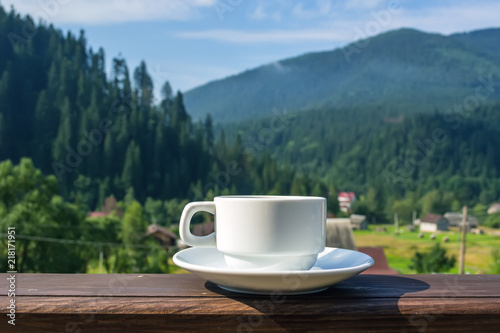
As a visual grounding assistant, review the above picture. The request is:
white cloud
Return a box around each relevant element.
[3,0,217,24]
[175,64,244,91]
[390,3,500,35]
[268,61,290,73]
[249,3,282,21]
[176,28,350,43]
[249,5,267,20]
[292,0,333,20]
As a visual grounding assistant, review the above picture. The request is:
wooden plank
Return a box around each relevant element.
[1,313,499,333]
[1,274,499,332]
[1,297,499,332]
[2,296,500,315]
[1,273,220,297]
[1,273,499,298]
[2,313,499,333]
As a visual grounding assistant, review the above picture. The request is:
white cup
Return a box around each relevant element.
[179,195,326,271]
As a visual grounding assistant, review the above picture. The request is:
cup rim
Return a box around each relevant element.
[214,195,325,201]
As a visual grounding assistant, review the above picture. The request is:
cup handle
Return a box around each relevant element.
[179,202,216,247]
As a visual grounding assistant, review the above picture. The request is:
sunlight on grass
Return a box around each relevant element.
[354,225,500,274]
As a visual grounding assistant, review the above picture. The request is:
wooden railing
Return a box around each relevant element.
[1,273,499,332]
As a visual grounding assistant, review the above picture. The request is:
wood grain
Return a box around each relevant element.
[1,273,499,332]
[2,273,499,297]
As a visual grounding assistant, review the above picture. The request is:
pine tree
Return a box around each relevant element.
[204,114,214,151]
[52,98,73,166]
[33,90,57,170]
[133,60,153,109]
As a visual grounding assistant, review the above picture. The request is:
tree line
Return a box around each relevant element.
[225,103,500,223]
[0,6,335,212]
[1,6,499,274]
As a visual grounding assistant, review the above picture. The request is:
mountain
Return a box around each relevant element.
[223,102,500,214]
[0,6,334,210]
[184,28,500,123]
[450,28,500,59]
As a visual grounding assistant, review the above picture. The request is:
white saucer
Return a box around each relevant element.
[173,247,374,295]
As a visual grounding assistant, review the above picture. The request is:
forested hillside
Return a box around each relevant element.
[2,5,499,275]
[0,6,340,273]
[1,4,499,220]
[184,28,500,123]
[0,6,213,205]
[225,103,500,221]
[0,7,334,211]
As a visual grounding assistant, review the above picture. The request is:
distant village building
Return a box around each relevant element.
[87,196,123,219]
[88,211,106,218]
[488,204,500,215]
[444,212,478,230]
[419,214,449,232]
[350,214,369,230]
[175,222,215,250]
[192,221,214,236]
[146,224,177,249]
[338,192,356,213]
[101,196,123,217]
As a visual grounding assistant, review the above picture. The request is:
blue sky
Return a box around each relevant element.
[3,0,500,99]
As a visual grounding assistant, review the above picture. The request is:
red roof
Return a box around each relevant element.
[88,212,105,218]
[338,192,356,200]
[421,214,446,224]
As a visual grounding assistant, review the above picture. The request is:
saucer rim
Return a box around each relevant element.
[173,246,374,276]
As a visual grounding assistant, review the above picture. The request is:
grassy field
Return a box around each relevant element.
[353,225,500,274]
[165,225,500,275]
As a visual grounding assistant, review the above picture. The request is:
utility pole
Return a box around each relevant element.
[99,250,103,274]
[459,206,468,274]
[394,212,399,234]
[412,210,417,225]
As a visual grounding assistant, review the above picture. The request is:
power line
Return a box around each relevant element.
[9,220,180,230]
[0,233,159,249]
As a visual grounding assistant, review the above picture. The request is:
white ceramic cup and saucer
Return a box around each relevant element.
[178,195,326,271]
[174,195,374,294]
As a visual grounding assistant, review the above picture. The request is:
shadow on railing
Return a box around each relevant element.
[206,275,430,332]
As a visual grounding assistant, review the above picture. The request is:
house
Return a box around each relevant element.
[88,211,106,218]
[338,192,356,213]
[174,221,216,249]
[419,214,449,232]
[192,221,214,236]
[101,196,123,218]
[87,196,123,219]
[350,214,369,230]
[488,203,500,215]
[444,212,478,230]
[146,224,177,249]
